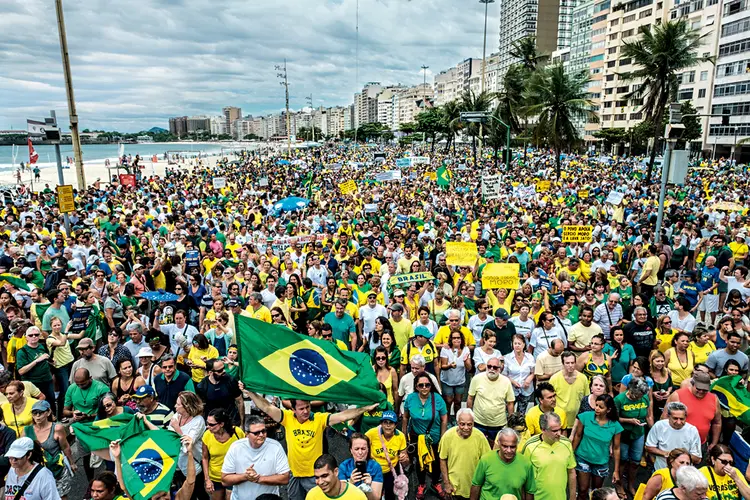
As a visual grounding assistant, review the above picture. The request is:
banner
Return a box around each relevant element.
[395,158,411,168]
[213,177,227,189]
[536,180,551,192]
[539,278,553,291]
[56,185,75,213]
[388,271,435,287]
[411,156,430,165]
[711,202,745,211]
[606,190,625,205]
[577,189,589,199]
[481,263,520,289]
[394,214,409,230]
[251,234,326,253]
[339,180,357,195]
[119,174,136,188]
[482,175,502,200]
[446,242,478,267]
[364,203,378,213]
[562,225,593,243]
[374,170,402,182]
[512,184,536,199]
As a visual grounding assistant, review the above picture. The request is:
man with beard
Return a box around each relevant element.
[467,357,515,443]
[196,358,244,426]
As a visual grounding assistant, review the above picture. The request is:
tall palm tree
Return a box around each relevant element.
[522,64,598,178]
[440,100,463,153]
[460,90,495,161]
[497,64,526,134]
[509,36,549,73]
[620,19,711,183]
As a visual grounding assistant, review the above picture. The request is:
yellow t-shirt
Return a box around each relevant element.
[400,340,438,366]
[0,382,41,406]
[701,465,749,500]
[246,305,272,323]
[404,296,419,322]
[525,405,567,437]
[306,482,367,500]
[468,374,516,427]
[6,336,27,365]
[730,241,749,259]
[550,372,590,430]
[434,326,476,347]
[2,397,38,436]
[280,409,330,477]
[365,427,408,474]
[437,427,491,497]
[391,318,414,350]
[225,242,242,258]
[690,340,716,365]
[201,427,245,482]
[187,345,219,382]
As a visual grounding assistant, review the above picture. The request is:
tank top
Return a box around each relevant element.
[379,371,394,405]
[651,468,675,495]
[582,352,610,380]
[24,424,64,479]
[676,386,717,443]
[666,348,694,388]
[114,376,137,401]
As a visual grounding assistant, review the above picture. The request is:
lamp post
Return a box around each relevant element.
[479,0,495,94]
[460,111,511,167]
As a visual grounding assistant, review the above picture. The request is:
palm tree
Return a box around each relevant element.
[486,104,509,168]
[522,64,598,178]
[440,100,463,153]
[620,19,711,183]
[509,36,549,72]
[497,64,525,134]
[460,90,495,161]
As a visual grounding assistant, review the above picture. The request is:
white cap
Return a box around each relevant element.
[137,347,153,358]
[5,437,33,458]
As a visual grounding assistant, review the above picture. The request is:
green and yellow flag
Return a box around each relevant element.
[72,413,139,452]
[121,429,181,500]
[712,375,750,426]
[236,316,386,406]
[0,274,30,291]
[436,165,452,187]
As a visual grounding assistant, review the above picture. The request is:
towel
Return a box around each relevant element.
[417,434,434,472]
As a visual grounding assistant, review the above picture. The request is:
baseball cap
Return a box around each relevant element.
[5,437,34,459]
[414,325,433,339]
[132,385,156,399]
[381,410,398,423]
[494,308,510,320]
[77,338,95,349]
[31,400,51,412]
[692,372,711,391]
[390,303,404,312]
[226,298,240,308]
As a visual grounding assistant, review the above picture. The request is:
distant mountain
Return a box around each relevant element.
[147,127,168,134]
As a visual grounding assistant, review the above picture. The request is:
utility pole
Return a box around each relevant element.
[54,0,86,190]
[421,65,429,150]
[353,0,360,147]
[276,60,291,156]
[479,0,495,94]
[306,94,315,143]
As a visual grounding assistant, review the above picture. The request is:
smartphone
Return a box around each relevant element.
[355,461,367,475]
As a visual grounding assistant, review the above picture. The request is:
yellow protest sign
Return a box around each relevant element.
[482,263,520,289]
[388,271,435,287]
[338,180,357,195]
[578,190,589,199]
[711,202,744,211]
[562,225,593,243]
[536,181,551,192]
[445,242,478,267]
[56,185,75,213]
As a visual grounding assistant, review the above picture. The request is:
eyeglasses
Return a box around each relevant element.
[31,410,47,416]
[662,321,672,325]
[417,383,432,388]
[717,457,734,466]
[247,429,268,436]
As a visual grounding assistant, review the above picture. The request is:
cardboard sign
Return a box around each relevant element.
[577,189,589,199]
[213,177,227,189]
[56,185,75,213]
[606,191,625,205]
[338,180,357,195]
[259,177,269,187]
[539,278,553,291]
[482,175,502,200]
[411,156,430,165]
[446,242,478,267]
[388,271,435,287]
[562,225,593,243]
[481,263,520,289]
[536,180,551,192]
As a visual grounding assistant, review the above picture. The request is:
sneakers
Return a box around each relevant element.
[416,484,426,500]
[434,483,446,498]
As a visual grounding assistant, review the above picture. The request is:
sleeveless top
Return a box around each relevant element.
[140,363,158,386]
[24,424,64,479]
[677,386,717,443]
[582,352,610,380]
[650,468,675,496]
[666,348,694,388]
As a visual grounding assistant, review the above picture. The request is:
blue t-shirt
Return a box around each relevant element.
[338,458,384,485]
[404,392,447,444]
[680,282,703,308]
[699,266,720,295]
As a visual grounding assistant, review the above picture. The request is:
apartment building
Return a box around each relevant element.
[393,84,434,128]
[222,107,241,134]
[433,58,481,106]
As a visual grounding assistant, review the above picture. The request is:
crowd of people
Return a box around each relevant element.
[0,144,747,500]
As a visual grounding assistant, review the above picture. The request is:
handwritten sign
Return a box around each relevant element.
[562,225,593,243]
[388,271,435,287]
[577,189,589,199]
[446,242,478,267]
[482,263,520,290]
[536,180,551,192]
[396,158,411,168]
[606,191,625,205]
[482,175,502,200]
[213,177,227,189]
[56,185,75,213]
[338,180,357,195]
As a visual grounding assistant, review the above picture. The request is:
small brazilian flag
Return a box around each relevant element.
[236,316,386,406]
[121,429,181,500]
[72,413,139,452]
[437,165,452,187]
[0,274,30,291]
[712,375,750,426]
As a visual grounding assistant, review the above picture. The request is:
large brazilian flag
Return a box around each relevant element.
[712,375,750,426]
[236,315,386,406]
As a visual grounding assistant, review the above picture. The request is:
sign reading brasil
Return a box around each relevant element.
[388,271,435,287]
[562,225,593,243]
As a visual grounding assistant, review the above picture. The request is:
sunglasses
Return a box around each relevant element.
[487,365,500,370]
[417,383,432,388]
[212,369,225,375]
[247,429,267,436]
[717,457,734,466]
[375,356,386,361]
[322,333,332,339]
[26,333,40,338]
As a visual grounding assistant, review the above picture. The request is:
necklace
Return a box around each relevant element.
[676,349,689,370]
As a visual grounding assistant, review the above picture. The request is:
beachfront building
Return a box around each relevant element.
[222,107,241,135]
[393,84,434,129]
[168,116,188,138]
[354,83,383,129]
[433,58,481,106]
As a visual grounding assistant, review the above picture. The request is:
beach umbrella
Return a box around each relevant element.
[276,159,291,165]
[141,289,179,302]
[273,197,310,212]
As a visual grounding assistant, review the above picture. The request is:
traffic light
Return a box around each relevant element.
[723,110,731,126]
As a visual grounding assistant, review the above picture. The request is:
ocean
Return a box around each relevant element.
[0,142,255,171]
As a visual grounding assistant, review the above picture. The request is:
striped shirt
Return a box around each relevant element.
[594,303,623,341]
[144,403,175,428]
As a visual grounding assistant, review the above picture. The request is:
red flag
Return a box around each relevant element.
[27,138,39,164]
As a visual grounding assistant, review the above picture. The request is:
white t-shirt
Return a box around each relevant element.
[468,314,494,344]
[510,316,535,340]
[439,346,470,386]
[529,326,567,358]
[359,304,388,336]
[260,289,277,309]
[222,438,290,499]
[667,310,696,333]
[726,276,750,301]
[160,323,199,356]
[175,415,206,475]
[4,465,61,500]
[645,420,701,470]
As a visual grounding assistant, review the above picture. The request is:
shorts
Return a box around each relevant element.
[211,481,233,492]
[620,434,645,462]
[475,423,504,444]
[699,294,719,313]
[441,382,466,397]
[575,457,609,478]
[57,468,73,497]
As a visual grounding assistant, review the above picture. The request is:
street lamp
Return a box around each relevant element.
[479,0,495,94]
[460,111,511,166]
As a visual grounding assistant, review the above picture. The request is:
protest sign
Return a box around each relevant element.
[562,225,593,243]
[213,177,227,189]
[482,175,502,200]
[374,170,402,182]
[394,214,409,229]
[411,156,430,165]
[606,190,625,205]
[364,203,378,213]
[259,177,269,187]
[481,263,520,289]
[388,271,435,287]
[446,242,478,267]
[339,180,357,194]
[56,185,75,213]
[539,278,553,291]
[577,189,589,199]
[536,180,551,192]
[396,158,411,168]
[70,306,92,333]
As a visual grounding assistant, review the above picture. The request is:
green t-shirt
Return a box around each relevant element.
[472,451,536,500]
[64,379,110,416]
[16,344,52,385]
[614,392,649,440]
[575,411,623,465]
[323,312,356,345]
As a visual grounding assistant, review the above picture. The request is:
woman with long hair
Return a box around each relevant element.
[22,400,76,500]
[169,392,207,500]
[502,334,535,413]
[372,346,398,406]
[642,448,693,500]
[650,351,673,420]
[439,330,470,420]
[664,332,695,389]
[474,330,502,373]
[379,330,401,370]
[615,377,653,497]
[338,433,384,500]
[603,326,636,393]
[186,334,219,383]
[201,408,244,500]
[45,316,73,418]
[413,306,438,338]
[284,282,307,332]
[111,358,145,410]
[699,444,750,500]
[1,381,37,437]
[571,394,623,500]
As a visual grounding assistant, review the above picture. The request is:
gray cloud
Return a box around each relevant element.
[0,0,499,132]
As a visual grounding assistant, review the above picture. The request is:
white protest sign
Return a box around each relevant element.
[606,191,625,205]
[213,177,227,189]
[482,175,502,200]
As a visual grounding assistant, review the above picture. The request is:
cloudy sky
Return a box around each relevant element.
[0,0,499,132]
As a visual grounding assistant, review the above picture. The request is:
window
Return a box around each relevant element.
[603,115,612,121]
[606,74,616,81]
[605,88,614,95]
[608,61,617,67]
[700,70,708,81]
[591,54,605,62]
[615,114,627,120]
[713,82,750,97]
[620,58,631,66]
[631,98,644,106]
[624,14,636,22]
[683,71,696,84]
[639,9,653,18]
[610,18,620,26]
[630,112,643,120]
[711,103,750,115]
[622,29,635,37]
[609,33,619,40]
[722,17,750,37]
[608,47,618,54]
[604,101,613,108]
[698,88,707,98]
[617,86,629,93]
[719,38,750,57]
[678,88,694,100]
[616,100,628,106]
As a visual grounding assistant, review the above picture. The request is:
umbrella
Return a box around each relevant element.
[273,197,310,212]
[276,159,291,165]
[141,289,179,302]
